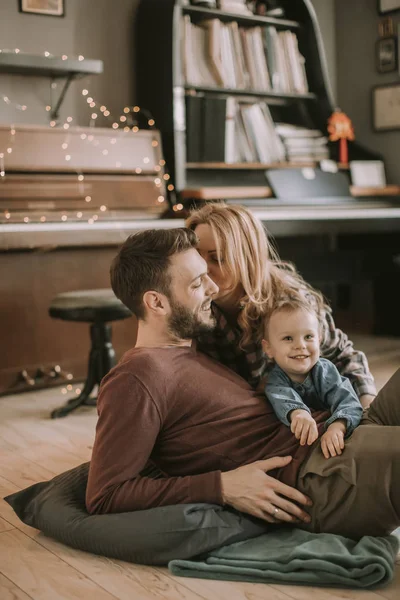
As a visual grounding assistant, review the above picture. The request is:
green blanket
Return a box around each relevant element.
[169,529,399,589]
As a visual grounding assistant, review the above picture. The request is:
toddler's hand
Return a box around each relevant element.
[290,409,319,446]
[320,421,346,459]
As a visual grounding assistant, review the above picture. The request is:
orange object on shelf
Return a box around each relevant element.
[327,109,355,166]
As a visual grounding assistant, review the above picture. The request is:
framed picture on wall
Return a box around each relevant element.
[376,36,398,71]
[19,0,64,17]
[378,0,400,14]
[372,82,400,131]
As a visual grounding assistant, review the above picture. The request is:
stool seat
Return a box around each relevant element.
[49,289,131,323]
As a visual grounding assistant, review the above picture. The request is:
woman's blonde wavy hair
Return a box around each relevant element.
[186,203,326,346]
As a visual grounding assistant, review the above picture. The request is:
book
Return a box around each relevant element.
[181,16,309,94]
[185,94,204,162]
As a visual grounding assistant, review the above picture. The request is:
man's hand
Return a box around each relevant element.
[359,394,375,410]
[290,409,319,446]
[320,420,346,459]
[220,456,312,524]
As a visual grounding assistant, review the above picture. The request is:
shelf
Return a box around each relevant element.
[182,5,301,30]
[181,186,273,200]
[182,185,400,201]
[0,51,103,78]
[186,161,318,170]
[184,85,317,103]
[0,51,103,120]
[186,162,351,171]
[351,185,400,197]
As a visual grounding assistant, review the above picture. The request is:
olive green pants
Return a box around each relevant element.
[297,367,400,539]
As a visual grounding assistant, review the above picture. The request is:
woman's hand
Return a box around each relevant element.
[359,394,375,410]
[290,409,319,446]
[320,420,346,458]
[220,456,312,524]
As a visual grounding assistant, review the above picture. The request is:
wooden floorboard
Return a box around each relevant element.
[0,334,399,599]
[0,572,33,600]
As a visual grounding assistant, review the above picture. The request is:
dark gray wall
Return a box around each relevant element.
[336,0,400,184]
[0,0,138,126]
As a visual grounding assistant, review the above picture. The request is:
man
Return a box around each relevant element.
[87,228,400,539]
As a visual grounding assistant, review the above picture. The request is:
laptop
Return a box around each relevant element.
[265,168,354,205]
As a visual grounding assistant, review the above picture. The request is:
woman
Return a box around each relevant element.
[186,203,376,409]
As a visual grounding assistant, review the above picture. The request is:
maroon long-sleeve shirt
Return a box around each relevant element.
[86,345,328,514]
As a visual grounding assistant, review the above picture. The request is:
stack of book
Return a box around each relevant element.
[186,95,286,164]
[275,123,329,162]
[182,16,309,94]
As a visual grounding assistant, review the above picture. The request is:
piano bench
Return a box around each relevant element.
[48,289,131,419]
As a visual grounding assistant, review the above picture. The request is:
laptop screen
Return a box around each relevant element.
[266,168,352,199]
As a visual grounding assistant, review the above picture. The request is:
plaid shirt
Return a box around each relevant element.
[196,303,377,398]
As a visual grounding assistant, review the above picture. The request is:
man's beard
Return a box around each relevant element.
[167,297,216,339]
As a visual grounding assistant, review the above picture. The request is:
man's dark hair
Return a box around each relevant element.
[110,228,198,318]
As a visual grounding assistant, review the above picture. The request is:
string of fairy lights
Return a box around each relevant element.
[1,49,184,224]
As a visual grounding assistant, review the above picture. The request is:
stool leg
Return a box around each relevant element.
[97,323,116,379]
[50,322,116,419]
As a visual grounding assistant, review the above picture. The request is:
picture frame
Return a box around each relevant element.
[376,36,398,72]
[378,0,400,14]
[19,0,64,17]
[372,82,400,131]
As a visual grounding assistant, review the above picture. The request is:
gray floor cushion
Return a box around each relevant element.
[4,462,269,565]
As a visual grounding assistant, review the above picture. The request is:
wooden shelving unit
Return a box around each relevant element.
[136,0,382,204]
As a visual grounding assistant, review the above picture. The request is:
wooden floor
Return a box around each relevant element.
[1,334,400,600]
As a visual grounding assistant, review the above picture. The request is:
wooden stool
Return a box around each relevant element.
[49,289,131,418]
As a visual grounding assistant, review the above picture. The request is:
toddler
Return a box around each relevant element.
[262,297,363,458]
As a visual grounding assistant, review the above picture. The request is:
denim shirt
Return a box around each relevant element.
[265,358,363,436]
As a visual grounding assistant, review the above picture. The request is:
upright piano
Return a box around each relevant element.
[0,124,184,395]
